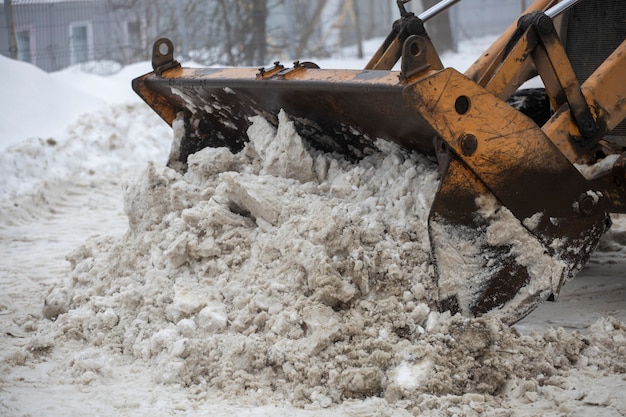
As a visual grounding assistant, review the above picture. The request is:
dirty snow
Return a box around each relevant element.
[1,36,625,416]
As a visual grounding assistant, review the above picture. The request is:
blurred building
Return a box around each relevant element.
[0,0,143,71]
[1,0,528,72]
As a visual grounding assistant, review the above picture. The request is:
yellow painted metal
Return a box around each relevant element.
[404,68,581,199]
[131,69,182,126]
[403,66,614,232]
[404,67,611,319]
[464,0,557,83]
[366,37,403,70]
[543,39,626,163]
[479,27,536,100]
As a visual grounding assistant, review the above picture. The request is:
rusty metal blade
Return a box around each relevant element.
[132,66,438,168]
[430,149,559,323]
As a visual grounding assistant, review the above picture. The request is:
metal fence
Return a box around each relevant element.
[1,0,528,73]
[1,0,137,71]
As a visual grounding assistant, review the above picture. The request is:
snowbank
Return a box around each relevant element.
[0,55,170,203]
[0,55,106,150]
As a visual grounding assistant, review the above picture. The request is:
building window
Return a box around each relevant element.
[127,21,141,46]
[16,29,32,63]
[70,22,92,64]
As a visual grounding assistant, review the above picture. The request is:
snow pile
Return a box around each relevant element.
[34,112,626,412]
[0,53,170,208]
[0,103,171,220]
[0,55,106,150]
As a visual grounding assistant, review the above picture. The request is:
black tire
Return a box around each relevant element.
[506,88,551,126]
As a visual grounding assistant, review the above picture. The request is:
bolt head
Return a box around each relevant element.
[577,193,596,216]
[460,134,478,156]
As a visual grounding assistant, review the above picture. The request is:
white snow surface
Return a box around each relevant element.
[1,37,625,416]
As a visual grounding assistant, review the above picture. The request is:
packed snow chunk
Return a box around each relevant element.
[68,347,112,376]
[392,359,434,390]
[296,305,342,356]
[250,111,316,183]
[165,276,214,323]
[219,173,292,226]
[339,366,385,397]
[197,303,228,333]
[150,327,180,356]
[42,287,72,320]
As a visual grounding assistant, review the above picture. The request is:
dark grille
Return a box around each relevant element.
[566,0,626,138]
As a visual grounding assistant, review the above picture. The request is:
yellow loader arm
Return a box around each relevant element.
[133,0,626,324]
[412,5,626,321]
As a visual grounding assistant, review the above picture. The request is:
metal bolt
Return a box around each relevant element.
[577,193,596,216]
[537,15,554,35]
[460,134,478,156]
[580,118,597,138]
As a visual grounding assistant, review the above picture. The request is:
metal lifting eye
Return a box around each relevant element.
[409,40,420,56]
[158,41,170,57]
[151,38,179,74]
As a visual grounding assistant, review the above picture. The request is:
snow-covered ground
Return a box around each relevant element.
[1,37,625,416]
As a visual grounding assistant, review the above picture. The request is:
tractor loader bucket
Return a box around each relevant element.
[133,0,626,324]
[132,60,439,168]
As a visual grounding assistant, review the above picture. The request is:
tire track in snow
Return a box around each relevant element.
[0,175,130,326]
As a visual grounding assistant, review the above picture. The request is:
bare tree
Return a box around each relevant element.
[212,0,269,66]
[249,0,268,65]
[293,0,328,58]
[106,0,171,63]
[3,0,18,59]
[320,0,363,58]
[104,0,397,67]
[285,0,393,60]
